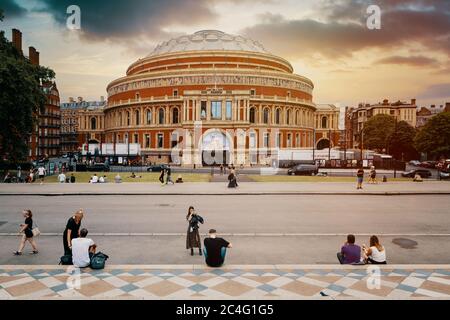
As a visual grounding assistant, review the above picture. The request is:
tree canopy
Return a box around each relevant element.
[362,114,418,160]
[415,112,450,159]
[0,26,55,165]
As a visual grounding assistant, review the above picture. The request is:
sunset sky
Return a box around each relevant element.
[1,0,449,107]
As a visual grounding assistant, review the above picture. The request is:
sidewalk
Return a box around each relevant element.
[1,265,449,300]
[0,181,449,196]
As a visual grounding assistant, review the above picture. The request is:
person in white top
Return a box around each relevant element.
[362,235,387,264]
[71,228,97,268]
[58,173,66,183]
[37,166,46,184]
[90,174,99,184]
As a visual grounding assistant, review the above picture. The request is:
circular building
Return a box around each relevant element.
[104,30,316,166]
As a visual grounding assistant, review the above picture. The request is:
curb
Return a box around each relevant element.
[1,192,450,196]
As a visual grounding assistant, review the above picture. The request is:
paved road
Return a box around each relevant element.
[0,194,449,265]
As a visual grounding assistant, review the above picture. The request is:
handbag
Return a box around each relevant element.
[32,220,41,237]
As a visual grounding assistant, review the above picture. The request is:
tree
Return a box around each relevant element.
[415,112,450,159]
[0,28,55,165]
[389,120,418,161]
[362,114,418,160]
[362,114,395,151]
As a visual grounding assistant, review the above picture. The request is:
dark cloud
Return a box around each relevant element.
[418,83,450,100]
[0,0,27,18]
[375,56,439,67]
[38,0,216,41]
[242,0,450,60]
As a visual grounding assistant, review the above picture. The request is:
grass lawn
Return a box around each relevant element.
[47,172,211,183]
[248,175,412,183]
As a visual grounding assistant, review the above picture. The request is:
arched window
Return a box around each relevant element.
[135,110,140,125]
[146,109,152,125]
[119,113,122,126]
[91,117,97,130]
[158,108,165,124]
[172,108,179,124]
[249,107,256,123]
[286,109,291,125]
[275,108,281,125]
[263,108,270,124]
[126,111,130,126]
[321,116,328,129]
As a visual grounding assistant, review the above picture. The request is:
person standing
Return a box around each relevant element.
[37,165,46,184]
[166,165,174,185]
[368,166,377,184]
[63,209,84,256]
[228,169,238,188]
[356,168,364,189]
[186,206,204,256]
[13,209,38,255]
[159,168,165,184]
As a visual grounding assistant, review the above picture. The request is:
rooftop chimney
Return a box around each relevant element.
[411,98,416,106]
[28,47,40,65]
[383,99,389,105]
[69,97,74,103]
[12,29,23,54]
[77,97,83,102]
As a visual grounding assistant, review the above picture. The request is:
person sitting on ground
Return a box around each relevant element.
[58,172,66,183]
[176,175,184,183]
[70,173,76,183]
[99,175,105,183]
[90,174,99,184]
[71,228,97,268]
[129,172,137,179]
[203,229,232,267]
[3,171,12,183]
[114,173,122,183]
[362,235,387,264]
[337,234,361,264]
[413,173,423,182]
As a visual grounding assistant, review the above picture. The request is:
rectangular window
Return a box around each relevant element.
[249,132,256,148]
[157,133,164,149]
[145,134,150,148]
[226,101,232,120]
[173,89,178,97]
[263,133,270,148]
[250,89,256,96]
[276,133,282,148]
[134,134,139,144]
[201,101,207,120]
[211,101,222,119]
[287,134,292,148]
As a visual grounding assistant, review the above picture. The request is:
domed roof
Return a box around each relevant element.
[148,30,269,57]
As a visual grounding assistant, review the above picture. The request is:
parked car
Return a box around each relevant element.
[402,169,432,178]
[408,160,421,166]
[287,164,319,176]
[439,171,450,180]
[419,161,437,168]
[147,164,168,172]
[87,163,110,172]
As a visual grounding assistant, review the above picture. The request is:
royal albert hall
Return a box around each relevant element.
[104,30,319,166]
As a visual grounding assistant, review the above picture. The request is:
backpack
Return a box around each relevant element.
[59,255,73,265]
[90,252,109,269]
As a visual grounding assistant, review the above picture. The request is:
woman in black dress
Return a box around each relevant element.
[186,206,204,256]
[63,209,84,255]
[13,209,38,255]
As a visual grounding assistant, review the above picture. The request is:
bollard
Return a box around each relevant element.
[382,175,387,182]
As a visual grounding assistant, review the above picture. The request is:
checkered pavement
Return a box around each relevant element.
[0,265,449,299]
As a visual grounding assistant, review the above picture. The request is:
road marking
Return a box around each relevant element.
[1,233,450,237]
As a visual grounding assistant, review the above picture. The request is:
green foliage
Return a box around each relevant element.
[362,114,395,151]
[362,114,418,160]
[0,31,55,164]
[415,112,450,159]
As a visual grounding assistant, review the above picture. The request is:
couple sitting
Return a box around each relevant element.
[337,234,387,265]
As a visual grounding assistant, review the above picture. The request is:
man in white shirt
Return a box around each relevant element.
[58,172,66,183]
[37,166,46,184]
[71,228,97,268]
